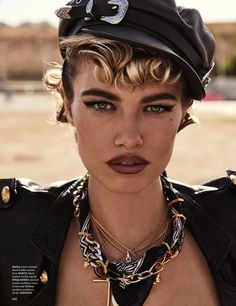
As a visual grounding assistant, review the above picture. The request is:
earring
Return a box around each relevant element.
[178,114,191,132]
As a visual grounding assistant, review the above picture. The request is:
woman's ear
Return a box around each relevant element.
[178,107,197,132]
[60,88,74,126]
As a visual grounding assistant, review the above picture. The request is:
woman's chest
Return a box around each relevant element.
[55,225,220,306]
[55,263,219,306]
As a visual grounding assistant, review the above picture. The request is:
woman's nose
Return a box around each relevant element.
[114,117,144,149]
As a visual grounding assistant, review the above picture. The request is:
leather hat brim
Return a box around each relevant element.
[78,24,205,100]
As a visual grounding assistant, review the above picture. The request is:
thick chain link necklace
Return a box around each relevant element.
[72,173,186,306]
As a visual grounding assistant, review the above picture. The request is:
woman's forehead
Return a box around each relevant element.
[74,59,183,93]
[74,65,183,101]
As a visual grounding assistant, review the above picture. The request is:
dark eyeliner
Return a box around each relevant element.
[160,105,175,112]
[144,104,175,113]
[82,101,98,108]
[82,100,116,111]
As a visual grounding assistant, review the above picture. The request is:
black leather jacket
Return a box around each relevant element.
[0,170,236,306]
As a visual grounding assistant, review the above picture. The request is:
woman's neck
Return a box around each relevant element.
[87,175,167,250]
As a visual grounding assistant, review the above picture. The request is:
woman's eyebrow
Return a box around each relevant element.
[81,89,177,103]
[141,93,177,103]
[81,88,121,101]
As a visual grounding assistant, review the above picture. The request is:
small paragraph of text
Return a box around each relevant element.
[11,265,39,301]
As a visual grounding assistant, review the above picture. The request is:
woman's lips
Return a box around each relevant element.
[106,155,149,174]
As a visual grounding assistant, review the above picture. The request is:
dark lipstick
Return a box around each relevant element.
[106,155,149,174]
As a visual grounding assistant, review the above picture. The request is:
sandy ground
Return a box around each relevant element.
[0,93,236,186]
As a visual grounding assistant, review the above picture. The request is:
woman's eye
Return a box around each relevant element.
[95,102,112,111]
[83,101,115,112]
[144,105,173,113]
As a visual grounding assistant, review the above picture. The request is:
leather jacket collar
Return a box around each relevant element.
[31,177,234,271]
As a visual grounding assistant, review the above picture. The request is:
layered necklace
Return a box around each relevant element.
[91,206,169,262]
[73,173,186,306]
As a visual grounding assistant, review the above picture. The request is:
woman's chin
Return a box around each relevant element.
[93,172,160,195]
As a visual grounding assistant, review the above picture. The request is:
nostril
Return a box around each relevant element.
[114,127,144,148]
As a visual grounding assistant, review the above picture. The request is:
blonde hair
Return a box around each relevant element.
[44,34,195,126]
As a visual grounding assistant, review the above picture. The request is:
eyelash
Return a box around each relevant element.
[83,100,115,112]
[144,105,174,113]
[83,100,174,114]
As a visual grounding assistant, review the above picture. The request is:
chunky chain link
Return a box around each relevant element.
[94,244,180,287]
[73,173,186,288]
[73,172,89,217]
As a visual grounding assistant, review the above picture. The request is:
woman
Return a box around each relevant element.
[0,0,236,305]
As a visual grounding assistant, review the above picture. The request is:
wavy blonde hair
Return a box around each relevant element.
[44,34,195,127]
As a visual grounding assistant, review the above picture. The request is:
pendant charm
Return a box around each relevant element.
[93,278,111,306]
[119,280,127,289]
[154,273,161,284]
[84,260,90,269]
[125,251,132,263]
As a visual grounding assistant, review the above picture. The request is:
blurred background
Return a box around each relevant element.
[0,0,236,185]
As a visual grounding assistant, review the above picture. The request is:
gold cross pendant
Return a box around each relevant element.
[93,278,111,306]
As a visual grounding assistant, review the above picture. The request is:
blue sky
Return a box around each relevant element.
[0,0,236,26]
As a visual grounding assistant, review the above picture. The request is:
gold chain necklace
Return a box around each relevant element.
[90,208,169,261]
[73,173,186,306]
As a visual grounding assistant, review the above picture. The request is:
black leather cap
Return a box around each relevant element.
[56,0,215,100]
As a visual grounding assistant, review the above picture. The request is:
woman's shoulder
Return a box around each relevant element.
[169,169,236,201]
[0,177,80,209]
[0,177,81,244]
[168,169,236,231]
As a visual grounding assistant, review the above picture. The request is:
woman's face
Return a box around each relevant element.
[64,61,187,194]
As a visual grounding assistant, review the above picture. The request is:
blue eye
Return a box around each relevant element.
[144,105,173,113]
[83,101,115,112]
[145,105,163,112]
[94,102,112,111]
